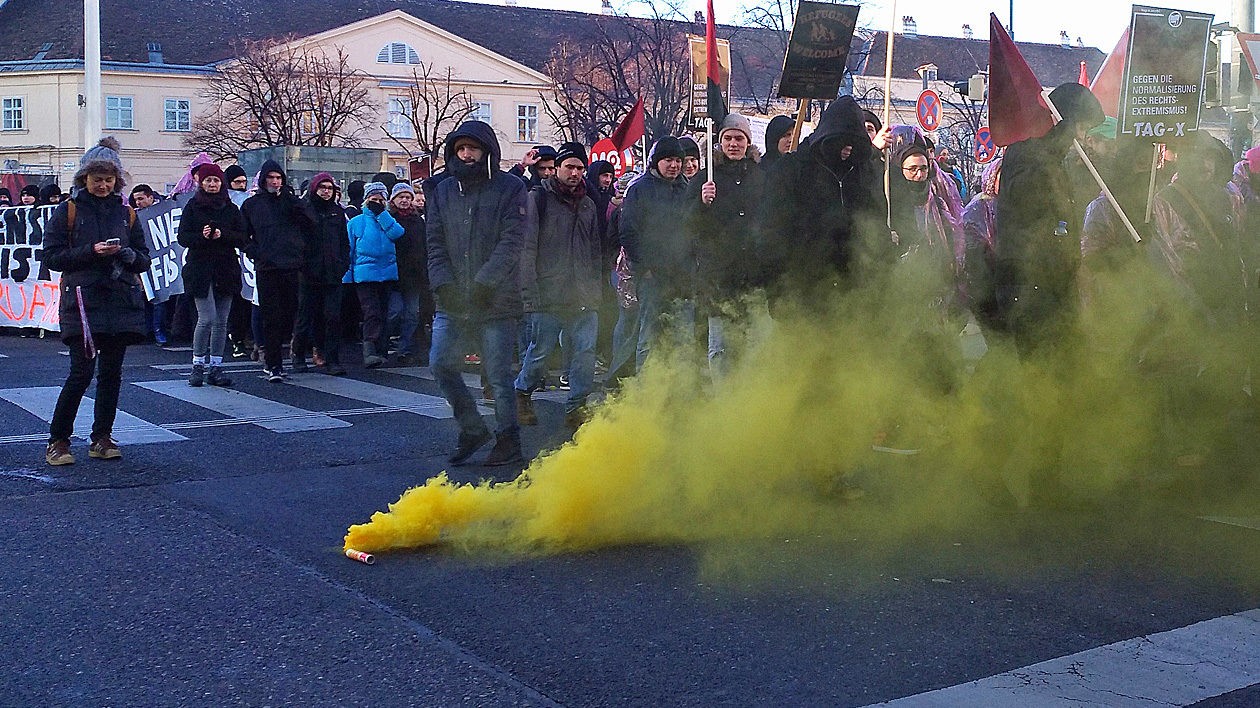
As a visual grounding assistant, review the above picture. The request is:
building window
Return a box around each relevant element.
[2,96,23,130]
[164,98,190,131]
[376,42,420,65]
[516,104,538,143]
[470,100,492,126]
[387,97,414,139]
[105,96,134,130]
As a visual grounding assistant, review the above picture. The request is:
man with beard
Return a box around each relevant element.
[241,159,315,381]
[514,143,603,430]
[760,95,889,301]
[991,82,1104,351]
[427,120,527,466]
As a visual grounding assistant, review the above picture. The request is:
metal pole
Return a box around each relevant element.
[84,0,102,150]
[1009,0,1014,39]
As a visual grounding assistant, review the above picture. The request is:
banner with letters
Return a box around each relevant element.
[1119,5,1213,139]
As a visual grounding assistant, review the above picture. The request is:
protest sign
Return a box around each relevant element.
[1119,5,1213,139]
[137,198,187,304]
[687,34,731,127]
[777,2,860,99]
[0,205,59,329]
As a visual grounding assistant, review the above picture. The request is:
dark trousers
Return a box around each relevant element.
[257,268,300,371]
[355,281,393,355]
[294,277,344,365]
[50,335,128,443]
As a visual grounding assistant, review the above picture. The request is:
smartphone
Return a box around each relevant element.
[104,238,121,246]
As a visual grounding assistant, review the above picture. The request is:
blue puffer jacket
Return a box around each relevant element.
[343,207,404,283]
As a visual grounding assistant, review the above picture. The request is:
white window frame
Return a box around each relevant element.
[470,100,492,127]
[376,42,420,65]
[2,96,24,130]
[516,103,538,143]
[163,97,191,132]
[105,95,134,130]
[387,97,415,139]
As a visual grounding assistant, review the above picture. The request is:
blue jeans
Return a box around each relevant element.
[430,312,519,440]
[387,286,422,356]
[515,309,598,412]
[635,277,695,372]
[608,302,640,380]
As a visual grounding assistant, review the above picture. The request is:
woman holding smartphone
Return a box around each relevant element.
[176,163,248,387]
[41,138,151,466]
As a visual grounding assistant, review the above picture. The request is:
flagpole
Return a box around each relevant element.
[883,0,897,229]
[1043,91,1142,243]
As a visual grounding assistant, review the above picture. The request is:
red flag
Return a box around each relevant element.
[705,0,727,123]
[1090,28,1129,119]
[988,13,1053,146]
[609,96,645,152]
[1078,61,1089,86]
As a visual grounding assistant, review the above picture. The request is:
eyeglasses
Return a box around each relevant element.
[902,165,930,174]
[316,184,335,191]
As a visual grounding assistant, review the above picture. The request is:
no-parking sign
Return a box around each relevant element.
[916,89,941,132]
[974,126,996,163]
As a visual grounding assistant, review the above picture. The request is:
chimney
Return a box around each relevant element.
[1059,30,1071,48]
[601,0,613,15]
[1076,36,1085,48]
[962,23,973,40]
[695,10,704,25]
[902,16,917,38]
[147,42,163,64]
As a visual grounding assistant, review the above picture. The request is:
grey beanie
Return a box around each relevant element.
[718,114,753,143]
[74,136,125,190]
[390,182,414,200]
[363,181,389,200]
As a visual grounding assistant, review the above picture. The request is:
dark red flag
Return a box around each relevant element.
[988,13,1053,146]
[1090,28,1129,118]
[706,0,727,124]
[609,96,645,152]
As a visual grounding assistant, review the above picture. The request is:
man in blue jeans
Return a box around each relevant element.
[427,120,526,466]
[514,143,605,430]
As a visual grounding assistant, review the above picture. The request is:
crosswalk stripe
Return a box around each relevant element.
[283,375,459,418]
[872,608,1260,707]
[150,361,262,371]
[134,380,351,433]
[0,386,187,444]
[388,365,567,402]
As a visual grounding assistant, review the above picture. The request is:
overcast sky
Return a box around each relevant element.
[485,0,1240,51]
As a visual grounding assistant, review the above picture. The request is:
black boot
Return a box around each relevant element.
[325,357,347,376]
[291,354,310,373]
[449,427,492,465]
[484,435,524,467]
[516,390,538,426]
[207,366,233,387]
[189,363,205,387]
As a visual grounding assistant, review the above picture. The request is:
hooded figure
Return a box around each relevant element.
[223,164,250,208]
[990,82,1104,346]
[38,183,62,206]
[887,125,965,282]
[344,180,366,218]
[678,137,702,181]
[18,184,39,205]
[761,95,889,298]
[584,159,618,244]
[426,119,528,467]
[763,114,796,171]
[0,187,11,206]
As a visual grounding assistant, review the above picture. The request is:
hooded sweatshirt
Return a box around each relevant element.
[762,114,795,170]
[240,159,315,271]
[426,120,526,319]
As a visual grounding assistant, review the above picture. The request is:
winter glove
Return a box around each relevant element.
[434,284,462,315]
[471,282,494,311]
[366,201,385,215]
[116,247,138,265]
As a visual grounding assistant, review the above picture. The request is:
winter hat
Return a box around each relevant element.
[390,182,415,200]
[718,113,753,143]
[649,136,686,170]
[196,163,225,184]
[765,114,795,155]
[224,164,247,184]
[554,141,589,167]
[532,145,559,161]
[310,171,335,191]
[371,171,399,190]
[0,187,11,203]
[363,181,389,200]
[75,136,125,190]
[592,161,616,177]
[347,180,365,205]
[1246,146,1260,174]
[861,109,882,133]
[19,184,40,199]
[38,184,61,204]
[1048,82,1104,129]
[678,136,701,159]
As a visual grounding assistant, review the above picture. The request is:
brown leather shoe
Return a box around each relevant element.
[45,440,75,466]
[88,437,122,460]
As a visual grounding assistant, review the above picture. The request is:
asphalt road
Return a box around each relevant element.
[1,333,1258,706]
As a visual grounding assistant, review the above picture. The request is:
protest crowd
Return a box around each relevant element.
[8,64,1260,474]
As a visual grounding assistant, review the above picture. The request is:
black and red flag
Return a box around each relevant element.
[705,0,727,124]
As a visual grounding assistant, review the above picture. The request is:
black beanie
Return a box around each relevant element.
[678,136,700,159]
[861,109,882,133]
[19,184,39,199]
[224,164,247,183]
[1048,82,1104,129]
[533,145,558,161]
[554,141,589,167]
[650,136,686,169]
[347,180,365,205]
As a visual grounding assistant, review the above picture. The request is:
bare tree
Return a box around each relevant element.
[186,36,377,159]
[381,62,477,160]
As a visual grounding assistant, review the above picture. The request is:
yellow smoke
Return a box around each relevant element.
[344,251,1260,559]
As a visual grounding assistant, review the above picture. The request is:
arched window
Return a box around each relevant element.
[376,42,420,65]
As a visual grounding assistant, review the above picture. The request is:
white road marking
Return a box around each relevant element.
[134,380,351,433]
[0,386,186,444]
[873,609,1260,707]
[282,375,459,418]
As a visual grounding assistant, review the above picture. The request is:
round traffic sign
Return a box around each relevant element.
[974,126,996,164]
[916,89,941,132]
[590,138,636,178]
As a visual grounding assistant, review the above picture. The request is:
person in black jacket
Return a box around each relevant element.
[427,120,527,467]
[387,181,431,366]
[42,137,151,466]
[689,113,767,376]
[762,114,796,171]
[240,159,315,382]
[176,163,248,387]
[291,171,350,375]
